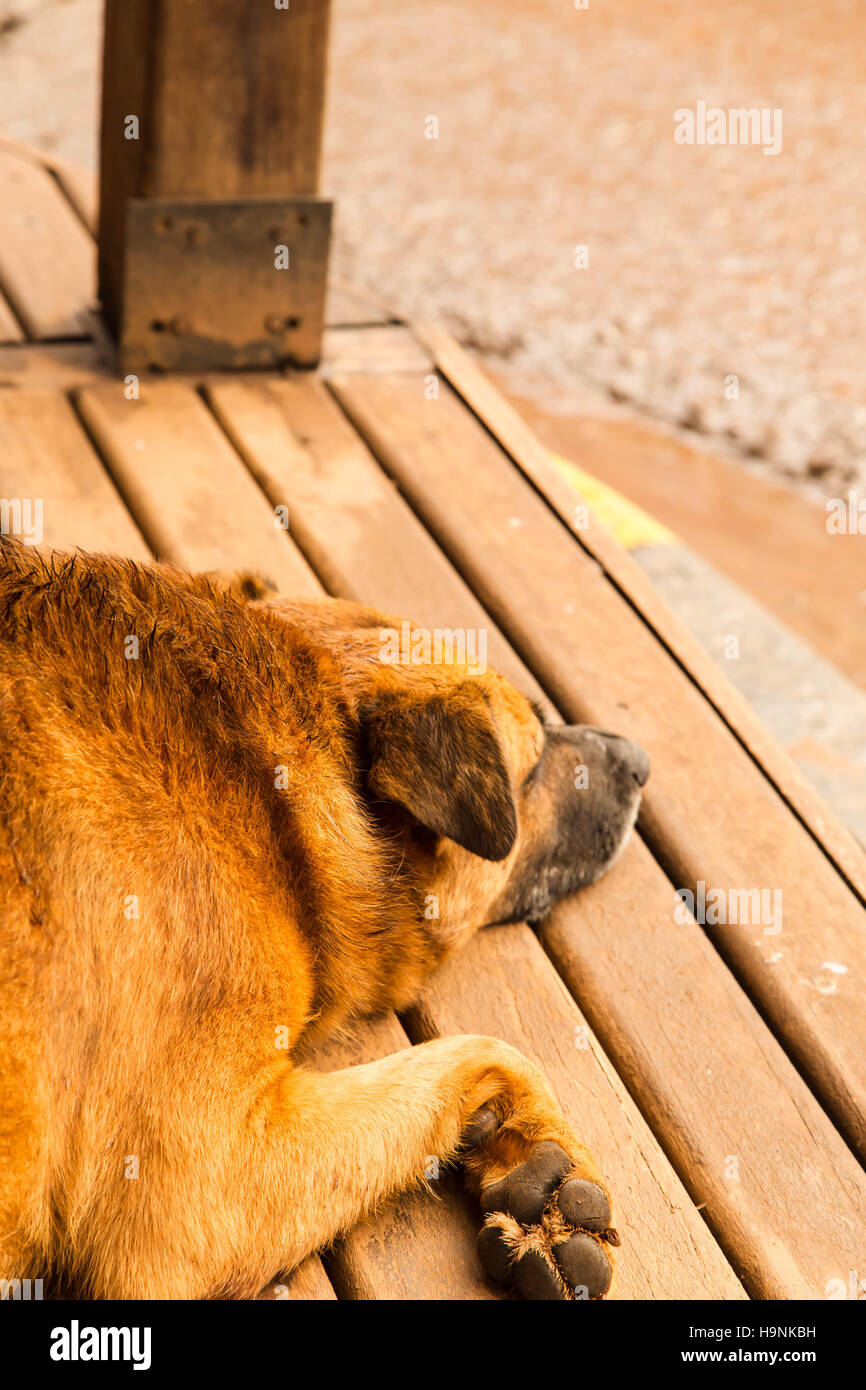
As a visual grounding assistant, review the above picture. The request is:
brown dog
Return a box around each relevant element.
[0,541,648,1300]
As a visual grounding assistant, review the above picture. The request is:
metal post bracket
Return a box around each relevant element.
[118,195,332,373]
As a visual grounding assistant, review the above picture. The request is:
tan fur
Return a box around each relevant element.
[0,544,630,1299]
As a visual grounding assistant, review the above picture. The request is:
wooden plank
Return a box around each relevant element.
[0,151,95,340]
[0,291,23,344]
[75,382,322,592]
[205,376,747,1300]
[0,134,98,234]
[0,391,148,557]
[53,162,98,237]
[330,371,866,1167]
[207,376,537,677]
[416,325,866,906]
[0,342,108,390]
[542,838,866,1298]
[321,325,433,377]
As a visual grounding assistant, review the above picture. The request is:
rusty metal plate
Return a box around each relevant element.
[119,196,332,373]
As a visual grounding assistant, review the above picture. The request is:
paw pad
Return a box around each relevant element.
[477,1142,617,1301]
[480,1140,571,1224]
[557,1177,611,1233]
[552,1231,613,1298]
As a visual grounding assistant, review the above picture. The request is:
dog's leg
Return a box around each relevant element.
[221,1034,618,1301]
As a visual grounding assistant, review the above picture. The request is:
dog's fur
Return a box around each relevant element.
[0,543,647,1299]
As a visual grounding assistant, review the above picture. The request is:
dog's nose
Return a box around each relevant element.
[588,729,650,787]
[624,739,650,788]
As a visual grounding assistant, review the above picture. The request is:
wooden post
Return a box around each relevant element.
[98,0,332,373]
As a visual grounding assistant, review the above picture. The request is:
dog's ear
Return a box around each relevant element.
[360,684,518,861]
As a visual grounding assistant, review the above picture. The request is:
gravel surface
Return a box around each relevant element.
[1,0,864,499]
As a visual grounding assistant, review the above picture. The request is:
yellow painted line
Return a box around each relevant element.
[551,452,680,550]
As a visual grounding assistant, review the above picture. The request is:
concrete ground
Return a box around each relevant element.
[635,542,866,847]
[513,387,866,692]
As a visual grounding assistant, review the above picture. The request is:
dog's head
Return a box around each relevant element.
[261,595,648,947]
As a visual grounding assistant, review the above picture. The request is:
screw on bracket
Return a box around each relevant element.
[265,315,303,334]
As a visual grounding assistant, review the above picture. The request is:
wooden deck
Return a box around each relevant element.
[2,138,866,1302]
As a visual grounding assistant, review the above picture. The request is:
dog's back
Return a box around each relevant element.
[0,545,336,1290]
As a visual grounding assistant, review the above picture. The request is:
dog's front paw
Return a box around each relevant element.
[475,1141,619,1300]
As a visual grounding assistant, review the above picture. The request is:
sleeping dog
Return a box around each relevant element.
[0,542,648,1300]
